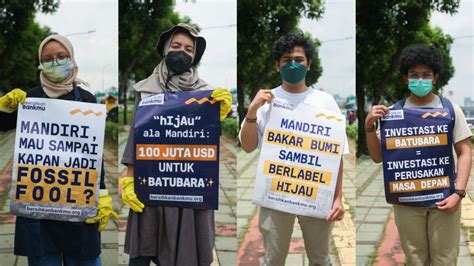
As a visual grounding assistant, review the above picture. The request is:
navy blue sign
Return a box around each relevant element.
[134,90,220,209]
[380,107,454,207]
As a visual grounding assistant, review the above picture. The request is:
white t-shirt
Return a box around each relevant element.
[240,86,350,154]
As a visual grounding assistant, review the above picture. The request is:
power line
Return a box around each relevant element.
[453,35,474,39]
[65,30,96,37]
[201,24,236,31]
[320,36,353,43]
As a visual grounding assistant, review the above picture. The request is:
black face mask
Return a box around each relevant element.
[165,50,193,74]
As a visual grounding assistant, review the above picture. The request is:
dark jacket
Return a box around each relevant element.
[1,85,105,259]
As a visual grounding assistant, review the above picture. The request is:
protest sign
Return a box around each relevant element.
[253,99,346,218]
[380,107,454,207]
[134,90,220,209]
[10,98,106,221]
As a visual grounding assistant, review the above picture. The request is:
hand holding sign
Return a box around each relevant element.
[435,193,461,213]
[365,105,389,128]
[210,88,232,121]
[119,176,144,213]
[326,196,345,221]
[247,89,274,117]
[85,190,119,231]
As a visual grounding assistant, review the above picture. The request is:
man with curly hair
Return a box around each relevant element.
[365,44,472,265]
[239,32,349,266]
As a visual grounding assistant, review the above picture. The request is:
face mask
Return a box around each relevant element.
[408,78,432,97]
[165,50,193,74]
[279,61,308,84]
[41,60,74,82]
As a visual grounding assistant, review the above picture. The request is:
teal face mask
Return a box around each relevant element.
[279,61,308,84]
[408,79,433,97]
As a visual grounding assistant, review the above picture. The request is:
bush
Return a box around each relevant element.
[346,124,358,141]
[222,118,238,139]
[105,121,118,143]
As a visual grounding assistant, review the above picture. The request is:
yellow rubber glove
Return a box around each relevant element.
[0,88,27,113]
[85,189,119,232]
[119,177,144,213]
[211,88,232,121]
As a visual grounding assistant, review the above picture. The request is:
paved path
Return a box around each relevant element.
[0,130,119,266]
[117,132,237,266]
[236,140,357,265]
[356,145,474,265]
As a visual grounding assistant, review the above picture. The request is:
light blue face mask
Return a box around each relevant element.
[408,78,433,97]
[279,61,308,84]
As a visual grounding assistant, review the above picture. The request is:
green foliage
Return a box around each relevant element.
[0,1,58,92]
[118,107,134,127]
[119,0,197,84]
[237,0,325,120]
[346,124,358,141]
[105,121,118,143]
[222,117,238,139]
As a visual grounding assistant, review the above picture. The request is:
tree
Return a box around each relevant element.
[119,0,196,125]
[0,1,59,92]
[237,0,325,123]
[355,0,458,157]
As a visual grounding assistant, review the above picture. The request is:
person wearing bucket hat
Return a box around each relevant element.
[119,23,232,266]
[0,34,118,266]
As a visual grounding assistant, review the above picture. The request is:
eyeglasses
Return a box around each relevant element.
[407,72,434,80]
[41,55,70,68]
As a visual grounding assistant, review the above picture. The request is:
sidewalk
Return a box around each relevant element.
[0,131,118,266]
[356,149,474,265]
[117,131,237,266]
[236,140,357,265]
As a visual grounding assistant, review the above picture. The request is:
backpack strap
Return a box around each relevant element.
[392,98,407,109]
[439,96,456,129]
[72,83,81,101]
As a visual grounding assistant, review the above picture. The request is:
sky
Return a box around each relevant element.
[35,0,118,93]
[174,0,237,89]
[32,0,471,106]
[299,0,356,98]
[431,0,473,106]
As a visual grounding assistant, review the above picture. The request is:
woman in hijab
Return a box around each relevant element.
[119,23,232,266]
[0,34,117,266]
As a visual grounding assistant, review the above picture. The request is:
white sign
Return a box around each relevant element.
[10,98,106,221]
[253,99,346,218]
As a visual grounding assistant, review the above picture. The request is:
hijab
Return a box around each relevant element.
[37,34,88,98]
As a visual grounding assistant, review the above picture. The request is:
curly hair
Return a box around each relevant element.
[272,32,314,62]
[399,44,443,75]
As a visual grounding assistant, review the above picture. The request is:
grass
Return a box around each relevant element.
[345,200,356,218]
[346,124,358,141]
[237,207,257,246]
[118,108,134,127]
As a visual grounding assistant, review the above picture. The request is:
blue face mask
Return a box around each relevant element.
[279,61,308,84]
[408,79,433,97]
